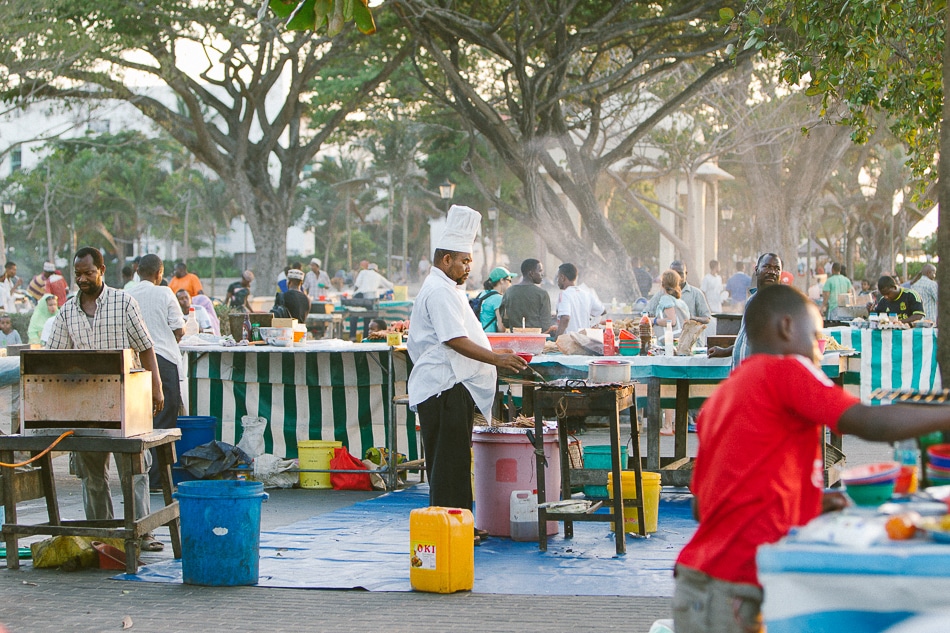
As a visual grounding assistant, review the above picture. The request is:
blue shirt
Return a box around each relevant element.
[726,272,752,303]
[479,291,503,332]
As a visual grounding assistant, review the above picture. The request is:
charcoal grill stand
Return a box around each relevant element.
[533,383,644,555]
[0,429,182,574]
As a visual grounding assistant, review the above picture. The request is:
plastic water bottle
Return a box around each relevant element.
[894,439,920,468]
[184,307,200,337]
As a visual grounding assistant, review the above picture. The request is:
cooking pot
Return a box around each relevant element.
[588,359,631,384]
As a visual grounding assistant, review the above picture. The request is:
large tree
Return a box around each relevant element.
[736,0,949,380]
[0,0,409,290]
[392,0,752,298]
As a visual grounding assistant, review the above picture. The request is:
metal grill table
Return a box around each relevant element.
[532,383,644,555]
[0,429,182,574]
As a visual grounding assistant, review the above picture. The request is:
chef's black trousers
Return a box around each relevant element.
[417,383,475,511]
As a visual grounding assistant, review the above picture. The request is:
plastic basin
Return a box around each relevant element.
[845,481,895,506]
[928,444,950,470]
[841,462,900,485]
[485,333,548,355]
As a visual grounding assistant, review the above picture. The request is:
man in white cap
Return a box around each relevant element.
[303,258,331,298]
[26,262,56,303]
[352,262,395,299]
[407,205,527,530]
[281,267,311,322]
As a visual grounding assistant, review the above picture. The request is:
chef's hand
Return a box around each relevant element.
[707,345,733,358]
[495,353,528,374]
[821,491,850,514]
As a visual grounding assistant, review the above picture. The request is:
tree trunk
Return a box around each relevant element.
[231,175,291,303]
[936,3,950,380]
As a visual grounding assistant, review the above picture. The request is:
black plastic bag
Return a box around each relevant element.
[180,440,253,478]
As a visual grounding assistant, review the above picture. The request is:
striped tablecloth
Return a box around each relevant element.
[184,343,417,461]
[759,537,950,632]
[827,327,941,402]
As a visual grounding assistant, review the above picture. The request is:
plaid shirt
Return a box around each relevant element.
[46,284,153,365]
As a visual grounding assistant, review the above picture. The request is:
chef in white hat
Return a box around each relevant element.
[407,205,527,523]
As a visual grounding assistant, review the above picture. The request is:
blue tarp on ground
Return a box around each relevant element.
[119,485,697,596]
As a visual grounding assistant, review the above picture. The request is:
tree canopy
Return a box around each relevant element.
[0,0,409,289]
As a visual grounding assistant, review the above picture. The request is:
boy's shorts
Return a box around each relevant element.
[672,565,764,633]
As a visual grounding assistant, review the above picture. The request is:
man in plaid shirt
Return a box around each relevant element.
[46,246,167,551]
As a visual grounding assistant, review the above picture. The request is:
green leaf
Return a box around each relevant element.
[351,0,376,35]
[719,7,735,21]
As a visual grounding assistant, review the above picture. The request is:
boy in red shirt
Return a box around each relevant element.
[673,284,950,633]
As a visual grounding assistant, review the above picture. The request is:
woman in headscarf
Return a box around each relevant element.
[191,294,221,336]
[28,293,58,345]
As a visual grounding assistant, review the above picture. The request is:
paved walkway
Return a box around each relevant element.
[0,433,892,632]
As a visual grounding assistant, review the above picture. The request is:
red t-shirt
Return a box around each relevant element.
[676,354,859,586]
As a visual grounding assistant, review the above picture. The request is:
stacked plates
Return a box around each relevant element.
[841,462,900,506]
[928,445,950,484]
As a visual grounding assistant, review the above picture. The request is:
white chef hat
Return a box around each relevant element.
[435,205,481,253]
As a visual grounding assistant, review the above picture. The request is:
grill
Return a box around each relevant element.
[20,349,153,437]
[869,388,950,404]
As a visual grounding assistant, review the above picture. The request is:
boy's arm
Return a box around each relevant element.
[838,403,950,442]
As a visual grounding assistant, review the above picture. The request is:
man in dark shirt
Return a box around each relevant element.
[281,268,311,322]
[632,256,653,299]
[870,275,925,324]
[226,270,254,311]
[499,258,554,333]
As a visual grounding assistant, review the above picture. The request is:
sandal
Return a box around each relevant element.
[474,535,482,547]
[474,528,490,540]
[140,535,165,552]
[660,427,675,436]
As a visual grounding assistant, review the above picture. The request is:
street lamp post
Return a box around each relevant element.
[719,206,733,265]
[487,207,498,269]
[0,202,14,267]
[439,180,455,212]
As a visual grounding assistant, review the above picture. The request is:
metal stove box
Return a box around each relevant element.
[20,349,153,437]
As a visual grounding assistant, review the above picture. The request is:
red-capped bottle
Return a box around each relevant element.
[603,319,616,356]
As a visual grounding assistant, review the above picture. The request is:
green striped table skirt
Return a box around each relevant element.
[186,348,417,461]
[827,327,941,403]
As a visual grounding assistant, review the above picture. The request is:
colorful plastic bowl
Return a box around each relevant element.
[928,445,950,470]
[841,462,900,485]
[845,480,896,506]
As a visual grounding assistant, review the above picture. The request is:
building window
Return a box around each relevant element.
[10,148,21,174]
[86,120,111,135]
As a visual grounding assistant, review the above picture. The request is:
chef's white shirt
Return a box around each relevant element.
[407,267,496,418]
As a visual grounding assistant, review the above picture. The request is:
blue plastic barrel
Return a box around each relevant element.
[173,416,217,485]
[174,480,268,586]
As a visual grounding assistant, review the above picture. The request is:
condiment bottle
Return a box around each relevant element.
[184,307,199,337]
[242,313,253,342]
[603,319,616,356]
[638,312,652,356]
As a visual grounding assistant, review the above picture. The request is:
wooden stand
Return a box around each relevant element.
[533,384,644,555]
[0,429,182,574]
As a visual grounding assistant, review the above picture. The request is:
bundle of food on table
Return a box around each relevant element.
[366,319,410,341]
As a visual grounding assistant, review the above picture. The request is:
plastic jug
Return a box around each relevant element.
[509,490,540,542]
[410,507,474,593]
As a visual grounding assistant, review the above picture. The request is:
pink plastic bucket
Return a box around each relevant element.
[472,429,560,537]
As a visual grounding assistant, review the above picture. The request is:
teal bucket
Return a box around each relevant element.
[583,445,629,498]
[174,480,268,586]
[173,416,218,485]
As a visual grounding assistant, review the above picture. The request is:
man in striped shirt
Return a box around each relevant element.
[46,246,166,551]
